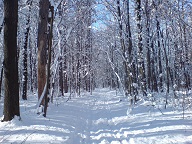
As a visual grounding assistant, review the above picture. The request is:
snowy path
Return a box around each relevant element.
[0,88,192,143]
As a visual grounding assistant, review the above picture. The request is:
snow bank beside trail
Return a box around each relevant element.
[0,89,192,144]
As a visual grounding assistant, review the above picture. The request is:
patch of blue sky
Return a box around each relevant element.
[91,2,113,30]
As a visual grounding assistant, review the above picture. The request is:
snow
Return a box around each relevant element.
[0,88,192,144]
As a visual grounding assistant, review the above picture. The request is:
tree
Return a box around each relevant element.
[22,0,32,100]
[44,6,54,117]
[3,0,20,121]
[58,2,64,96]
[125,0,137,102]
[0,64,3,99]
[116,0,132,99]
[37,0,49,106]
[135,0,147,96]
[155,0,163,92]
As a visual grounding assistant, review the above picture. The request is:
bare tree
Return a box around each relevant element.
[22,0,32,100]
[3,0,20,121]
[37,0,49,105]
[135,0,147,96]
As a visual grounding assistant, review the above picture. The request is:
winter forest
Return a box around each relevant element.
[0,0,192,143]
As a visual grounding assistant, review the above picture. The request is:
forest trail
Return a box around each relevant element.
[64,88,126,143]
[0,89,192,143]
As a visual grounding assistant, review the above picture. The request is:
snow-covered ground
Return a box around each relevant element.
[0,88,192,144]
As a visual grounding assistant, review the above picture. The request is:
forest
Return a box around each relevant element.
[0,0,192,143]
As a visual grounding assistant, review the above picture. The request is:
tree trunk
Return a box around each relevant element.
[126,0,137,102]
[63,51,68,93]
[156,17,163,92]
[59,56,64,96]
[144,0,152,91]
[44,6,54,117]
[136,0,147,96]
[3,0,20,121]
[22,0,32,100]
[0,65,3,99]
[117,0,131,98]
[161,30,169,93]
[29,34,33,92]
[183,26,190,90]
[37,0,49,106]
[151,41,158,92]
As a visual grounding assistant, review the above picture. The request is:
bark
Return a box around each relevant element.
[151,41,158,92]
[59,56,64,96]
[0,64,3,99]
[85,0,92,92]
[29,35,33,92]
[76,60,81,95]
[37,0,49,105]
[22,0,32,100]
[58,4,63,95]
[144,0,152,91]
[126,0,138,101]
[76,18,81,95]
[63,49,68,93]
[161,31,169,93]
[117,0,131,98]
[3,0,20,121]
[44,6,54,117]
[157,18,163,92]
[136,0,147,96]
[183,26,190,89]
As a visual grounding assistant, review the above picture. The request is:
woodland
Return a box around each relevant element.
[0,0,191,123]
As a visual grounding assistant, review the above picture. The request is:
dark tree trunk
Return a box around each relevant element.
[58,4,64,96]
[44,6,54,117]
[183,26,190,89]
[63,50,68,93]
[85,0,92,93]
[117,0,131,98]
[33,47,37,91]
[22,0,32,100]
[63,48,68,93]
[59,56,64,96]
[156,18,163,92]
[161,31,169,93]
[3,0,20,121]
[32,64,37,91]
[136,0,147,96]
[154,0,163,92]
[76,60,81,95]
[29,35,33,92]
[0,65,3,99]
[151,41,158,92]
[62,30,68,94]
[146,33,151,90]
[37,0,49,105]
[126,0,137,102]
[145,0,152,91]
[76,23,81,95]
